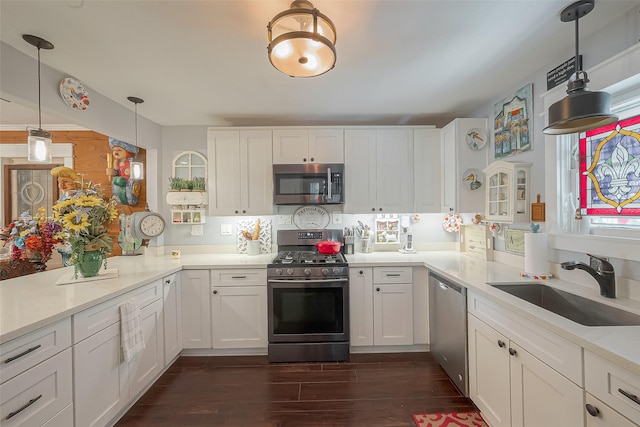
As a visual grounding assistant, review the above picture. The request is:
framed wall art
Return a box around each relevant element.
[494,83,533,159]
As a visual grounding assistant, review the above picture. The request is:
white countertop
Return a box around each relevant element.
[2,250,639,376]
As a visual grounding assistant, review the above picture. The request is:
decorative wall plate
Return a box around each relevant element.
[462,168,484,191]
[293,205,330,229]
[60,77,90,111]
[442,213,462,233]
[465,128,487,151]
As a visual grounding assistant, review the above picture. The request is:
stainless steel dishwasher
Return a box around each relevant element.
[429,272,468,396]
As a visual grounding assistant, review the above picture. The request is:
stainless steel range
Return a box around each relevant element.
[267,229,349,363]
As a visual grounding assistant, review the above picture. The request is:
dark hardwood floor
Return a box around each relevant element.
[116,352,476,427]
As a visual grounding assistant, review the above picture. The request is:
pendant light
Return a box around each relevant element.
[267,0,337,78]
[127,96,144,181]
[543,0,618,135]
[23,34,54,163]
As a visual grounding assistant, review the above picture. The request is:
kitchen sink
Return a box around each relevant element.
[489,283,640,326]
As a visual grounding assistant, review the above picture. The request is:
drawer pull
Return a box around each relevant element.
[231,276,247,279]
[385,273,401,277]
[3,344,41,364]
[585,404,600,417]
[618,388,640,405]
[5,394,42,420]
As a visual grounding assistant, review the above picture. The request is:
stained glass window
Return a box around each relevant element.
[579,114,640,216]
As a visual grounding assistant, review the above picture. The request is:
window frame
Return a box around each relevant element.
[544,43,640,263]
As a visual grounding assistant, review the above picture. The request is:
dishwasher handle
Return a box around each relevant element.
[433,277,465,295]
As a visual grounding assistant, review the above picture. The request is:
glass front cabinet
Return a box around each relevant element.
[483,160,531,223]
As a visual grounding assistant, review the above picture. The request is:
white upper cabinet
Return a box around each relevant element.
[414,128,442,213]
[344,128,413,213]
[440,118,488,213]
[483,160,531,223]
[272,128,344,164]
[207,129,273,216]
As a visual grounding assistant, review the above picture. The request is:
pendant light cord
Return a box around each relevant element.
[37,46,42,130]
[134,102,138,149]
[574,13,580,73]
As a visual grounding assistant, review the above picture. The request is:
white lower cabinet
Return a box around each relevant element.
[73,280,164,427]
[585,350,640,426]
[74,322,129,427]
[163,273,183,364]
[181,270,212,349]
[129,299,165,399]
[0,348,72,427]
[468,292,583,427]
[350,268,374,346]
[211,269,267,350]
[350,267,413,347]
[586,393,639,427]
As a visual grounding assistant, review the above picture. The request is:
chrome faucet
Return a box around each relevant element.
[561,254,616,298]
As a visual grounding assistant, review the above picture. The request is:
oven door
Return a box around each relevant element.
[268,278,349,343]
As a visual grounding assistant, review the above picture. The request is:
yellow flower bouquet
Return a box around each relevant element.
[52,185,118,277]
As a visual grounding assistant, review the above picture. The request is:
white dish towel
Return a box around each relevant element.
[120,299,145,362]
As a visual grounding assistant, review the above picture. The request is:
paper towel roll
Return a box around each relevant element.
[524,233,548,275]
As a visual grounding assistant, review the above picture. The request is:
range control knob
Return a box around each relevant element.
[286,268,294,276]
[332,268,341,275]
[321,268,329,276]
[304,268,311,276]
[275,269,283,276]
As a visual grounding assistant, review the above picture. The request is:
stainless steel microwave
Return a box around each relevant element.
[273,164,344,205]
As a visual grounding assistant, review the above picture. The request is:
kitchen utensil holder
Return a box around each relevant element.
[360,235,373,253]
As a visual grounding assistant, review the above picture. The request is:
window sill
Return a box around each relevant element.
[549,232,640,262]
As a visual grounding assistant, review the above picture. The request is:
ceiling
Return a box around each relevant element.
[0,0,637,129]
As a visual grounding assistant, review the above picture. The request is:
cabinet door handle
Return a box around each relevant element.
[497,340,505,348]
[371,208,376,211]
[235,210,239,214]
[376,287,380,292]
[310,157,314,162]
[359,270,364,275]
[303,158,307,162]
[585,404,600,417]
[165,279,171,284]
[5,394,42,420]
[3,344,41,364]
[213,290,218,295]
[618,388,640,405]
[508,348,517,356]
[242,210,246,214]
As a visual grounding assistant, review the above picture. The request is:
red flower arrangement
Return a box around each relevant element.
[2,208,63,264]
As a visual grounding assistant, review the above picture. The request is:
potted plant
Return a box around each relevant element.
[53,185,118,278]
[168,177,184,192]
[191,177,206,192]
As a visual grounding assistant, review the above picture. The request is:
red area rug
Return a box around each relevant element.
[413,411,489,427]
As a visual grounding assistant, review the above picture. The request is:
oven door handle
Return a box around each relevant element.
[268,278,348,284]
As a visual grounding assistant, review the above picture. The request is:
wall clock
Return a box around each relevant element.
[293,206,330,229]
[130,211,166,239]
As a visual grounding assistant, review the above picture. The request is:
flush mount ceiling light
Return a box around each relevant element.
[267,0,337,78]
[128,96,144,181]
[543,0,618,135]
[23,34,54,163]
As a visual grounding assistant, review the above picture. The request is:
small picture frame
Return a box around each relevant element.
[504,228,527,255]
